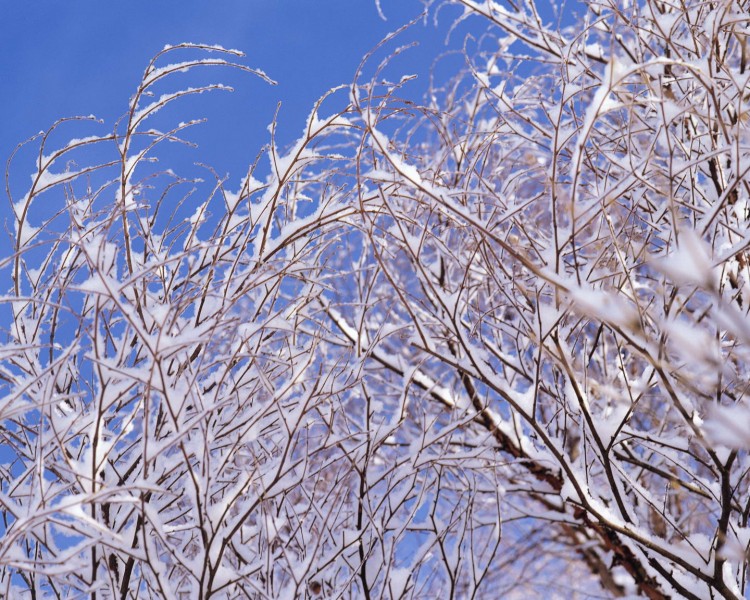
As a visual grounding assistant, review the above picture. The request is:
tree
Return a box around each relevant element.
[2,0,750,597]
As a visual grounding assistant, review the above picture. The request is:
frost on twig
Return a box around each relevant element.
[4,1,750,598]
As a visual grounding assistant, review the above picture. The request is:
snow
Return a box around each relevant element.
[143,58,235,87]
[188,201,208,226]
[596,402,630,443]
[40,135,106,167]
[664,318,720,367]
[705,402,750,450]
[16,221,38,247]
[33,166,86,190]
[657,229,715,288]
[77,274,116,295]
[131,85,233,129]
[567,285,639,330]
[369,128,424,187]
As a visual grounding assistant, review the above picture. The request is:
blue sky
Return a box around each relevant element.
[1,1,467,202]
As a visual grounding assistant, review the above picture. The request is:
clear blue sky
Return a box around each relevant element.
[1,1,467,198]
